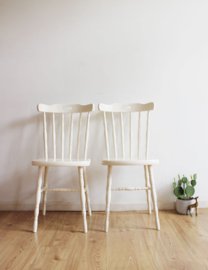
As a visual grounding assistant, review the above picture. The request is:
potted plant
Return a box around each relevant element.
[173,174,197,215]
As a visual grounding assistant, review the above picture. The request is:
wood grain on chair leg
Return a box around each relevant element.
[148,165,160,230]
[33,166,43,233]
[105,165,113,232]
[83,167,91,216]
[144,165,151,214]
[78,167,87,233]
[42,166,49,216]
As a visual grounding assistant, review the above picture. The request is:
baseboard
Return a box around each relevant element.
[0,201,207,211]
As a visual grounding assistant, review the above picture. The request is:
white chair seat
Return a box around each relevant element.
[32,158,91,167]
[102,158,159,166]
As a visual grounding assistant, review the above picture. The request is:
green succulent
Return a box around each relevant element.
[191,174,197,187]
[191,180,196,186]
[173,178,176,188]
[182,177,187,183]
[174,186,183,198]
[178,180,182,186]
[186,186,195,197]
[173,174,197,200]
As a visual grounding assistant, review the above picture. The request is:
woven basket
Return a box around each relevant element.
[176,198,195,215]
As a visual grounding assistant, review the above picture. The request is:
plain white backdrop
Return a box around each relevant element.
[0,0,208,210]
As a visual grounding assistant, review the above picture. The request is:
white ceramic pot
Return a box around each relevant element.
[176,198,195,215]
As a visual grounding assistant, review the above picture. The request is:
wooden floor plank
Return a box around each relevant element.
[0,209,208,270]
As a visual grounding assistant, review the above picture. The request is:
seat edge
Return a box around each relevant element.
[101,159,159,166]
[32,159,91,167]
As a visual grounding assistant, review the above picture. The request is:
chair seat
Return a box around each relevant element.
[32,158,91,167]
[102,158,159,166]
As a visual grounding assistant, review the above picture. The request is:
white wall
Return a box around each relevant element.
[0,0,208,211]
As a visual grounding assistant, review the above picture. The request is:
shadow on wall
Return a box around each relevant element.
[0,114,42,209]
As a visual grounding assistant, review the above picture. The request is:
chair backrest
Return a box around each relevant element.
[98,103,154,160]
[38,104,94,161]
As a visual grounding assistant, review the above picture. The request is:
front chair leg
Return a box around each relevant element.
[42,166,49,216]
[83,167,92,216]
[148,165,160,230]
[105,165,113,232]
[144,165,151,214]
[33,166,44,232]
[78,167,87,233]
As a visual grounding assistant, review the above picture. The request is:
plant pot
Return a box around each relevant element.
[176,198,195,215]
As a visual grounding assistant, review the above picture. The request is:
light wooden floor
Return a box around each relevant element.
[0,209,208,270]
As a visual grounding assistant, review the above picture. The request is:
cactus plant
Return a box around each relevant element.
[173,174,197,200]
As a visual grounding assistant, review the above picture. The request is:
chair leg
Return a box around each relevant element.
[105,165,112,232]
[83,167,92,216]
[148,165,160,230]
[33,166,43,233]
[78,167,87,233]
[144,165,151,214]
[42,166,49,216]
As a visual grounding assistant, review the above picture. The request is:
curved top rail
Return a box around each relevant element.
[98,103,154,112]
[38,104,94,113]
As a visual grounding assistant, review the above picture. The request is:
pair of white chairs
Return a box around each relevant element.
[32,103,160,233]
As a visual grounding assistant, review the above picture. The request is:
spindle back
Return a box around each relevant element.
[38,104,94,161]
[98,103,154,160]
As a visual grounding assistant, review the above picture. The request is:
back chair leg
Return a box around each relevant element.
[33,166,44,232]
[105,165,113,232]
[42,166,49,216]
[78,167,87,233]
[148,165,160,230]
[144,165,151,214]
[83,167,91,216]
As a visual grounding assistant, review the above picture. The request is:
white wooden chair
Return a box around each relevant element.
[32,104,94,233]
[98,103,160,232]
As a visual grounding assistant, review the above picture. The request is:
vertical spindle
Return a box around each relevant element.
[138,112,141,159]
[43,112,48,160]
[84,113,90,160]
[61,113,64,160]
[145,111,150,159]
[52,113,56,160]
[77,113,82,160]
[69,113,73,160]
[120,112,125,158]
[103,112,110,159]
[111,112,117,159]
[129,112,132,158]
